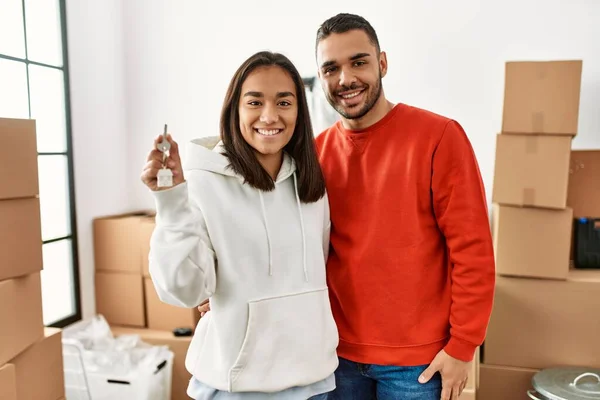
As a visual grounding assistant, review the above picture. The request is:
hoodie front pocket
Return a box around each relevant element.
[228,287,339,392]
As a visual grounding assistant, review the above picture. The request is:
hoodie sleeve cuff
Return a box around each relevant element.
[444,336,477,362]
[151,181,193,225]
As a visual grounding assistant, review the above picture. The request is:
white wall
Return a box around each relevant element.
[121,0,600,211]
[66,0,131,319]
[67,0,600,318]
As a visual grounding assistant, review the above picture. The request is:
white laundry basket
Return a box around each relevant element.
[62,316,174,400]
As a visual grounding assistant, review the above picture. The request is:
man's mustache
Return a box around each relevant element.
[335,83,367,95]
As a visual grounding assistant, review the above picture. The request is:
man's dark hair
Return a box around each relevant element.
[220,51,326,203]
[316,13,380,54]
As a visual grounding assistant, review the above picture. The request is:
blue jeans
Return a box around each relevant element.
[327,357,442,400]
[308,393,331,400]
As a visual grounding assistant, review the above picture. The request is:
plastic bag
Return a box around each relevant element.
[62,314,167,375]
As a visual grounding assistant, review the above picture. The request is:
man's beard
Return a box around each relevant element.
[326,73,383,120]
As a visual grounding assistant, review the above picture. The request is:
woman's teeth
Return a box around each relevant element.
[257,129,281,136]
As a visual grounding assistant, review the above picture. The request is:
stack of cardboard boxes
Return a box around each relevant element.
[93,213,198,400]
[0,118,65,400]
[480,60,600,399]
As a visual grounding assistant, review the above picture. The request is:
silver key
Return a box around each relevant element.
[157,124,171,154]
[156,123,173,188]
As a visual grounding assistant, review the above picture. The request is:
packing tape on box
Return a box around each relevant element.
[570,157,584,174]
[522,188,536,206]
[531,112,545,133]
[525,136,538,154]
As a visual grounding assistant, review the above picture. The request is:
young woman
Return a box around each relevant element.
[140,51,338,400]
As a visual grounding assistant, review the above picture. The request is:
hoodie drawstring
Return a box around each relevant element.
[293,173,308,282]
[259,173,307,282]
[258,191,273,276]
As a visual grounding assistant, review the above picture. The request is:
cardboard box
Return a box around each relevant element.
[502,60,582,135]
[95,271,145,327]
[93,212,154,274]
[466,347,479,392]
[478,364,538,400]
[484,271,600,369]
[111,327,192,400]
[144,278,200,331]
[0,364,17,400]
[492,134,572,209]
[568,150,600,218]
[0,197,43,281]
[0,273,44,365]
[11,327,65,400]
[0,118,39,200]
[460,389,475,400]
[492,205,573,279]
[140,217,155,277]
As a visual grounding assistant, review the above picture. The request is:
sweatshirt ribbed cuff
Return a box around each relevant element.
[444,336,477,362]
[151,181,190,224]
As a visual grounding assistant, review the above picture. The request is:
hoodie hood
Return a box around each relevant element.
[183,136,308,281]
[184,136,296,182]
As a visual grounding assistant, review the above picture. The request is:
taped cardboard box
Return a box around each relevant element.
[568,150,600,218]
[459,389,475,400]
[0,118,39,200]
[144,277,200,332]
[492,204,572,279]
[93,212,155,274]
[502,60,582,135]
[0,197,43,281]
[478,364,538,400]
[0,364,17,400]
[492,134,572,209]
[95,271,145,327]
[111,326,193,400]
[0,273,44,365]
[140,217,155,277]
[484,270,600,369]
[10,328,65,400]
[465,347,480,392]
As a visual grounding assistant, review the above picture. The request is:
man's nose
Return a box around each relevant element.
[339,67,357,88]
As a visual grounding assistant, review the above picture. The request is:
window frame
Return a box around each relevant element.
[0,0,81,328]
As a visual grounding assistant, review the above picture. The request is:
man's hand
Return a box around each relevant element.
[197,299,210,317]
[419,349,470,400]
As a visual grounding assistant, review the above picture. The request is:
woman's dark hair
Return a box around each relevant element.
[220,51,326,203]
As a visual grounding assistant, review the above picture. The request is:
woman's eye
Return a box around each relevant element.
[279,101,292,107]
[248,101,261,106]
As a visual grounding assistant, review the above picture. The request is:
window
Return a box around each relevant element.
[0,0,80,327]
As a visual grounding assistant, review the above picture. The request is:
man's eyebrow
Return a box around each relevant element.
[350,52,371,60]
[320,60,336,69]
[320,53,372,69]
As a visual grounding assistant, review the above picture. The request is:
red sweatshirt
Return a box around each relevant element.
[315,103,495,365]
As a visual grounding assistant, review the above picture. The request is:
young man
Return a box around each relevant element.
[314,13,496,400]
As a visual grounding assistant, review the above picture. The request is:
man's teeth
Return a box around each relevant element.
[341,91,362,99]
[257,129,281,136]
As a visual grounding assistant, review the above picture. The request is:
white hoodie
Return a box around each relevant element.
[148,137,339,393]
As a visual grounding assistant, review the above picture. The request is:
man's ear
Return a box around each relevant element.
[379,51,388,78]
